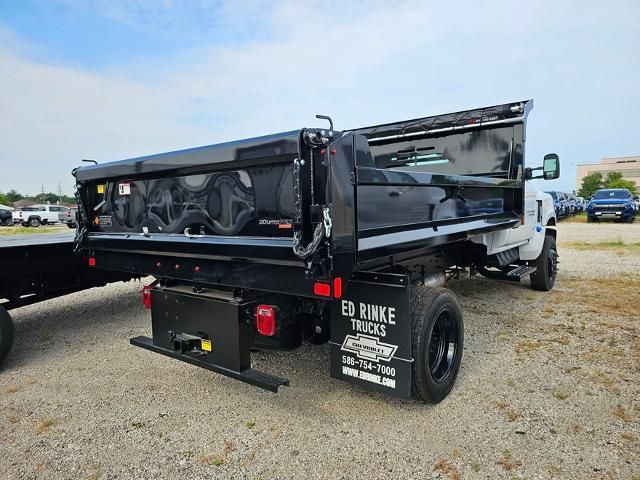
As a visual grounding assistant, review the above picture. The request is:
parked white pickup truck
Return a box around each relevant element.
[12,205,71,227]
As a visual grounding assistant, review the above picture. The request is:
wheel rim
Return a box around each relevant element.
[427,308,459,383]
[30,219,38,226]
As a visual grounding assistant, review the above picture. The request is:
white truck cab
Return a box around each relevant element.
[470,186,556,257]
[468,154,560,291]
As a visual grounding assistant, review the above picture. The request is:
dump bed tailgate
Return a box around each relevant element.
[75,131,300,239]
[73,129,345,298]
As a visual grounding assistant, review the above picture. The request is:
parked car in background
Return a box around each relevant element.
[586,188,636,223]
[576,196,586,213]
[546,191,566,218]
[565,193,577,215]
[633,195,640,212]
[0,208,13,226]
[558,192,568,217]
[12,205,71,227]
[58,208,78,228]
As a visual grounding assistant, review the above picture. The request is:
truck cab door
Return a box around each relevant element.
[507,185,537,245]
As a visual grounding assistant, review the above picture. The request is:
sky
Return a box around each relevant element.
[0,0,639,196]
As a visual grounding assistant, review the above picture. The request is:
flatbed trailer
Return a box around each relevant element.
[0,231,135,365]
[73,100,560,402]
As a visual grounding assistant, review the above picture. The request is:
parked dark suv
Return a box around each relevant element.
[0,208,12,226]
[586,188,636,223]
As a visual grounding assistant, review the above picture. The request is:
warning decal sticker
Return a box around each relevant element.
[118,182,131,195]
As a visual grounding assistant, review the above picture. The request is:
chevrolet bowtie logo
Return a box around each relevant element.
[341,334,398,362]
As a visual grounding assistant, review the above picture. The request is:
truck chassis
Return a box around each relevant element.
[72,100,559,402]
[0,232,136,366]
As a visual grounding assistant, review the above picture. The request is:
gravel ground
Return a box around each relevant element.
[1,222,638,479]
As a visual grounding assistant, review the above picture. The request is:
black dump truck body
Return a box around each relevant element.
[73,100,560,401]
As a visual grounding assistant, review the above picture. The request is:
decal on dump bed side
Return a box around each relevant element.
[329,274,412,399]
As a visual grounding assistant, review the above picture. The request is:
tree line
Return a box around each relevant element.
[0,189,76,207]
[577,171,637,198]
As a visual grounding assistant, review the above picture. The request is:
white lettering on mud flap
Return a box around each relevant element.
[330,278,412,399]
[336,300,401,390]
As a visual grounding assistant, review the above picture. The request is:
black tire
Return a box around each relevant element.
[0,306,14,368]
[411,286,464,403]
[67,223,77,229]
[28,217,41,228]
[530,235,557,291]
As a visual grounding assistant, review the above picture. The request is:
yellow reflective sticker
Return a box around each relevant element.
[201,339,212,352]
[97,184,105,194]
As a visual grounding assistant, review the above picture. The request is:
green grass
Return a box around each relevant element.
[564,240,640,251]
[0,226,60,236]
[561,212,587,223]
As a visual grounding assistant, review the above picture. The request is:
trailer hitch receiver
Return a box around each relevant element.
[168,331,207,355]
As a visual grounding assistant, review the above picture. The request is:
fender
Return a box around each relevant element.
[518,224,546,260]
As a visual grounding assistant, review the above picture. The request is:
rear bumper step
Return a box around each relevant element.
[130,336,289,392]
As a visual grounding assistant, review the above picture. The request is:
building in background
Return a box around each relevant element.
[576,156,640,189]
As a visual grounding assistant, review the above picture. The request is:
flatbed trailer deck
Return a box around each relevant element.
[72,100,560,402]
[0,231,135,365]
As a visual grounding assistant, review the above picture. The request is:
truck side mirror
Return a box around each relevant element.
[543,153,560,180]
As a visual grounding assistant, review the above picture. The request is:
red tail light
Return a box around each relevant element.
[256,305,276,336]
[141,285,152,309]
[88,257,96,267]
[67,211,72,218]
[313,282,331,297]
[333,277,343,299]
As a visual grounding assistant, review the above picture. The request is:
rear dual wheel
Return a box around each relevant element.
[411,286,464,403]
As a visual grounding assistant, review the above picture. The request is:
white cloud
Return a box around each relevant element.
[1,0,639,194]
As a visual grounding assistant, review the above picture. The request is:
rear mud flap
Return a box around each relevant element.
[329,273,412,399]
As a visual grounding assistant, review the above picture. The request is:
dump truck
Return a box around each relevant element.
[72,100,560,402]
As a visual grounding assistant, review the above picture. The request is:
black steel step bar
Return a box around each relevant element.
[507,264,537,278]
[130,336,289,392]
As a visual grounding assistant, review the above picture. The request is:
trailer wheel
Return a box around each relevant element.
[530,235,557,291]
[411,287,464,403]
[0,306,14,368]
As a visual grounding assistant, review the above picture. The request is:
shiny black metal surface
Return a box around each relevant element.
[350,100,532,144]
[89,164,296,237]
[0,233,134,309]
[74,100,532,296]
[75,131,301,182]
[130,336,289,392]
